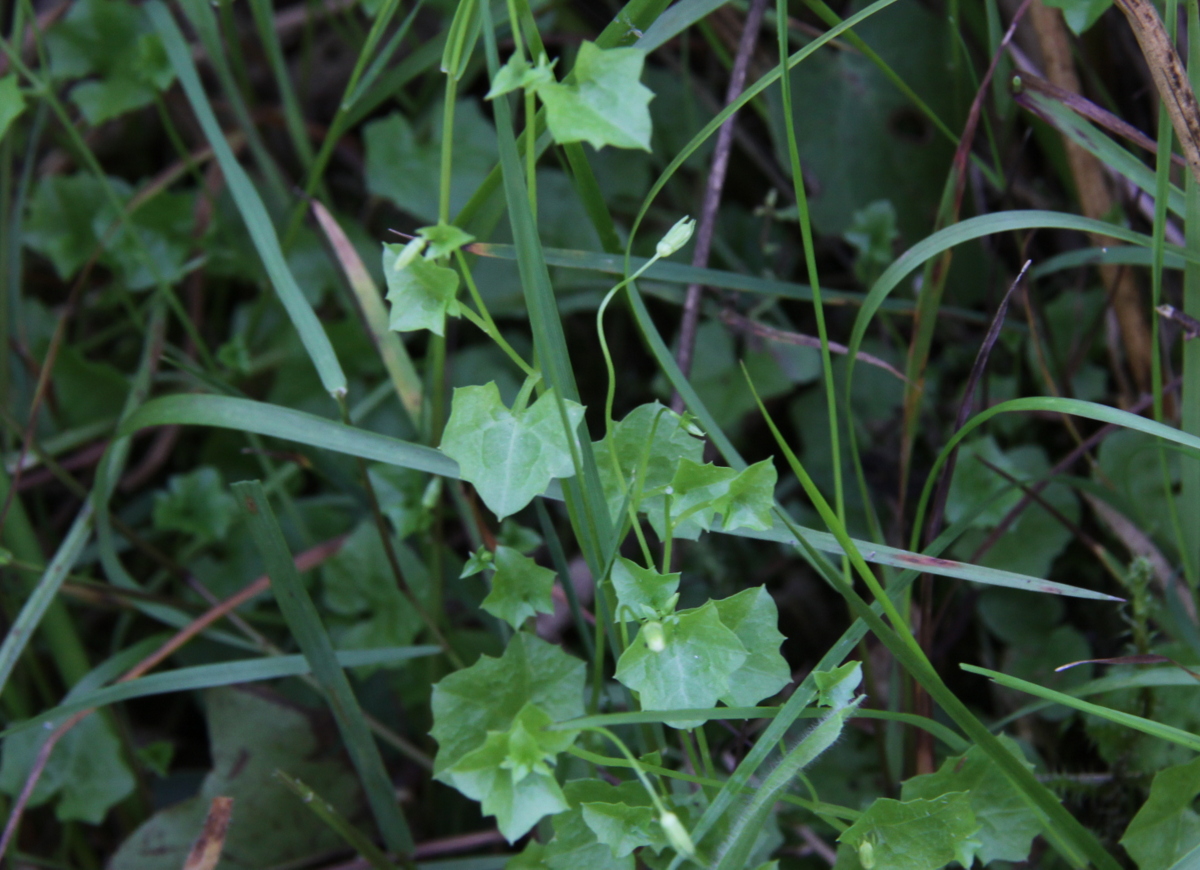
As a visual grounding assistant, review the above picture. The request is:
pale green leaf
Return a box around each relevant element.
[430,633,585,776]
[444,704,576,842]
[593,402,704,528]
[814,661,863,709]
[535,42,653,150]
[417,224,476,259]
[837,793,982,870]
[712,587,790,707]
[486,52,555,99]
[440,383,586,519]
[1121,756,1200,870]
[482,546,557,629]
[574,779,667,858]
[546,803,634,870]
[901,736,1040,865]
[610,557,679,621]
[382,242,461,335]
[614,601,747,727]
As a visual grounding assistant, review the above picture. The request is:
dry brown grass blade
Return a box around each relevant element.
[1114,0,1200,185]
[1028,0,1154,399]
[182,796,234,870]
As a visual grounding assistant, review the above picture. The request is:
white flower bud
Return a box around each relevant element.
[656,216,695,259]
[643,620,666,653]
[659,811,694,856]
[393,237,427,271]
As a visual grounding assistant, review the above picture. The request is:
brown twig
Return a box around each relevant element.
[671,0,770,411]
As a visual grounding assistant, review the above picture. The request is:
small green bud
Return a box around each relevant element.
[858,838,875,869]
[656,216,696,259]
[642,620,666,653]
[393,237,427,271]
[660,811,694,856]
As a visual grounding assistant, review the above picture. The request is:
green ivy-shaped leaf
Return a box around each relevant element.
[610,557,679,622]
[486,53,556,100]
[594,402,704,529]
[837,793,981,870]
[382,241,461,335]
[536,42,653,150]
[650,457,776,541]
[482,546,557,629]
[152,466,237,542]
[444,704,577,842]
[0,711,134,823]
[321,522,429,670]
[614,601,747,728]
[814,661,863,709]
[440,383,587,520]
[1121,755,1200,870]
[901,736,1039,865]
[45,0,174,124]
[431,632,585,777]
[712,587,790,707]
[417,224,476,259]
[546,802,634,870]
[572,779,668,858]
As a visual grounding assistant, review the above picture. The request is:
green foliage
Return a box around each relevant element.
[0,75,25,144]
[108,688,365,869]
[46,0,175,124]
[430,633,584,777]
[536,42,654,151]
[151,466,237,542]
[0,713,134,824]
[481,546,557,628]
[1041,0,1114,35]
[443,703,578,841]
[382,239,461,335]
[1121,756,1200,870]
[440,383,586,519]
[901,737,1040,864]
[837,792,982,870]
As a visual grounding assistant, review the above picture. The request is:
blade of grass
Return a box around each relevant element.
[118,394,455,477]
[234,480,413,854]
[310,200,422,419]
[248,0,315,172]
[275,772,399,870]
[962,663,1200,752]
[912,395,1200,547]
[148,0,348,400]
[0,647,439,740]
[748,382,1119,870]
[115,392,1115,600]
[480,3,614,575]
[174,0,288,203]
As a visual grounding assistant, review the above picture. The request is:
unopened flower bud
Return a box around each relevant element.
[656,216,695,259]
[393,237,427,271]
[642,620,666,653]
[858,839,876,869]
[660,811,694,856]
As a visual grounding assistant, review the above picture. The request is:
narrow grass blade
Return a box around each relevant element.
[148,1,348,399]
[310,200,422,418]
[0,647,438,740]
[1019,88,1185,216]
[845,210,1199,404]
[234,481,413,854]
[637,0,729,51]
[0,502,93,696]
[248,0,314,171]
[482,7,614,572]
[275,772,398,870]
[1032,245,1187,278]
[118,394,456,478]
[913,395,1200,540]
[962,663,1200,753]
